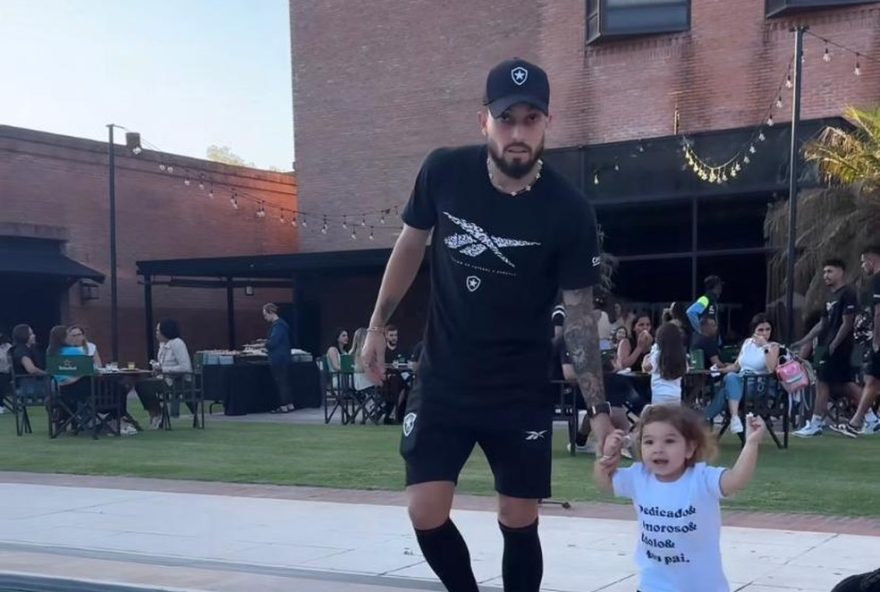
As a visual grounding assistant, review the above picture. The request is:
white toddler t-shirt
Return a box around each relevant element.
[613,462,729,592]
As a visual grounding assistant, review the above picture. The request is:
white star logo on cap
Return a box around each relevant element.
[511,66,528,86]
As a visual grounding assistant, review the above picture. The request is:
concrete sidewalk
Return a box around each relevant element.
[0,479,875,592]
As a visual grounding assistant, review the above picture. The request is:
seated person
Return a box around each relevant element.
[641,322,688,406]
[615,312,653,372]
[67,324,103,368]
[10,325,47,396]
[350,328,376,393]
[325,328,349,372]
[719,314,781,434]
[137,320,193,429]
[553,334,635,456]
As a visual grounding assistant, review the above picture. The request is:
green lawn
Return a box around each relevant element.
[0,409,877,518]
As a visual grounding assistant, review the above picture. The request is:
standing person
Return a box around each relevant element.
[793,259,860,438]
[836,245,880,437]
[359,58,610,592]
[687,276,723,337]
[642,322,688,406]
[595,406,766,592]
[263,304,294,414]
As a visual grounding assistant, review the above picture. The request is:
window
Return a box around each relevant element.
[587,0,690,45]
[766,0,880,17]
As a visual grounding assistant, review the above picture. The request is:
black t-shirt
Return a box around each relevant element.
[385,345,408,365]
[855,274,880,344]
[691,333,721,366]
[819,285,857,350]
[403,145,601,412]
[11,345,37,376]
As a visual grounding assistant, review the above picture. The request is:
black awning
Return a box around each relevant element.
[0,250,105,282]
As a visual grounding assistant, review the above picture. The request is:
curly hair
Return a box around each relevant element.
[636,405,718,467]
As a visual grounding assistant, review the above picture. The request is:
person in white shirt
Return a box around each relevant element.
[721,314,781,434]
[66,324,103,368]
[642,323,688,406]
[595,405,766,592]
[137,320,193,429]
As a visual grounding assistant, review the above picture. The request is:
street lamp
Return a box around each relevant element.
[107,124,141,362]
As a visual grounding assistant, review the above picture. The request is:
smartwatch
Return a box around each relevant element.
[587,402,611,418]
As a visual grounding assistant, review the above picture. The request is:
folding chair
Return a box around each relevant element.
[552,380,579,456]
[321,357,349,424]
[741,373,789,449]
[46,355,100,438]
[159,372,205,430]
[9,366,55,436]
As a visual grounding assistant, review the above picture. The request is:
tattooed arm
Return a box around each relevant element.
[563,287,614,455]
[563,287,605,407]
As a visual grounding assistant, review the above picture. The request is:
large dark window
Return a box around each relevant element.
[587,0,690,44]
[766,0,880,17]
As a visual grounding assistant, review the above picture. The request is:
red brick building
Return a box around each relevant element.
[290,0,880,338]
[0,125,297,363]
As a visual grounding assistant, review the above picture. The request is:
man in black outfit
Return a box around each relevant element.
[794,259,860,438]
[360,58,610,592]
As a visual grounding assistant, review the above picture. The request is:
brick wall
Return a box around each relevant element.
[0,125,297,363]
[290,0,880,252]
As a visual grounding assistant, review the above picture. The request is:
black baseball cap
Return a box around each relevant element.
[484,58,550,118]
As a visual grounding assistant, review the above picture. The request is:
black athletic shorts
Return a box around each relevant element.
[863,347,880,379]
[816,348,855,384]
[400,382,553,500]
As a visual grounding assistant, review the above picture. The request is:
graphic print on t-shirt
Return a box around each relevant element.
[442,211,541,275]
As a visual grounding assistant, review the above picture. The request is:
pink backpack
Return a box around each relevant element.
[776,359,809,393]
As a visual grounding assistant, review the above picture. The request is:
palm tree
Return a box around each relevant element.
[764,105,880,335]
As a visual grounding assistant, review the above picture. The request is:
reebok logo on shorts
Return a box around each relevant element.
[403,412,417,437]
[524,430,547,441]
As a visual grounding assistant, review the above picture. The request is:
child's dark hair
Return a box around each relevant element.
[636,405,718,467]
[656,322,687,380]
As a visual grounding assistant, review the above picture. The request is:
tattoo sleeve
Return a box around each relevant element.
[562,287,606,407]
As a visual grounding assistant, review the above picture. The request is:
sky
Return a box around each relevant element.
[0,0,294,171]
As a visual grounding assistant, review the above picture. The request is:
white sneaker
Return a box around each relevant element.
[794,420,823,438]
[566,441,597,455]
[119,423,138,436]
[862,420,880,435]
[730,416,744,434]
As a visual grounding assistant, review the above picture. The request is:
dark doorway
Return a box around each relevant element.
[0,274,64,356]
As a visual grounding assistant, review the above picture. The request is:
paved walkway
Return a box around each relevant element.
[0,474,876,591]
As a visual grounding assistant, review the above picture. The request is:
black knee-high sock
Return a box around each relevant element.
[415,519,479,592]
[500,519,543,592]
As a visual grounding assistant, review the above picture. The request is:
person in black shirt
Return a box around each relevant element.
[837,245,880,437]
[359,58,609,592]
[793,259,860,438]
[9,324,44,378]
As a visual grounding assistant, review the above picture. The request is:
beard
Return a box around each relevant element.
[488,138,544,179]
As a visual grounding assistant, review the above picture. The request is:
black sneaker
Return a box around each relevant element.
[828,422,859,439]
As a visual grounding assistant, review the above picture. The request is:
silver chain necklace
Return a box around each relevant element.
[487,157,543,197]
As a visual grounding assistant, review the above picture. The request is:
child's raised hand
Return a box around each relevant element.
[745,413,766,444]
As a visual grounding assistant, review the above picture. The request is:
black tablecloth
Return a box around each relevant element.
[203,361,321,416]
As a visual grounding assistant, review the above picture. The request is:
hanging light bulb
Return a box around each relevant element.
[759,131,766,142]
[743,155,751,164]
[730,168,738,178]
[823,46,831,62]
[776,96,783,109]
[785,74,793,89]
[380,212,386,225]
[342,216,348,229]
[292,216,298,227]
[321,216,328,234]
[167,166,174,173]
[369,228,375,240]
[749,145,756,154]
[361,216,367,227]
[301,217,307,228]
[735,163,742,172]
[708,171,717,183]
[208,186,214,198]
[198,181,205,190]
[721,172,728,182]
[280,212,286,224]
[351,228,357,240]
[613,161,620,172]
[593,172,599,185]
[159,163,167,172]
[766,116,774,127]
[184,178,191,187]
[231,196,239,210]
[854,53,861,76]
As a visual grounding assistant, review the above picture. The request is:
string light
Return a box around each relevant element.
[776,96,783,109]
[767,116,774,127]
[342,216,348,229]
[593,172,599,185]
[184,178,191,187]
[369,227,375,240]
[351,228,357,240]
[823,46,831,62]
[854,53,861,76]
[292,215,297,227]
[301,217,307,228]
[279,212,285,224]
[758,131,766,142]
[159,163,166,172]
[230,193,239,210]
[380,212,386,225]
[167,166,174,173]
[361,216,367,227]
[321,216,328,234]
[257,202,266,218]
[785,74,793,89]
